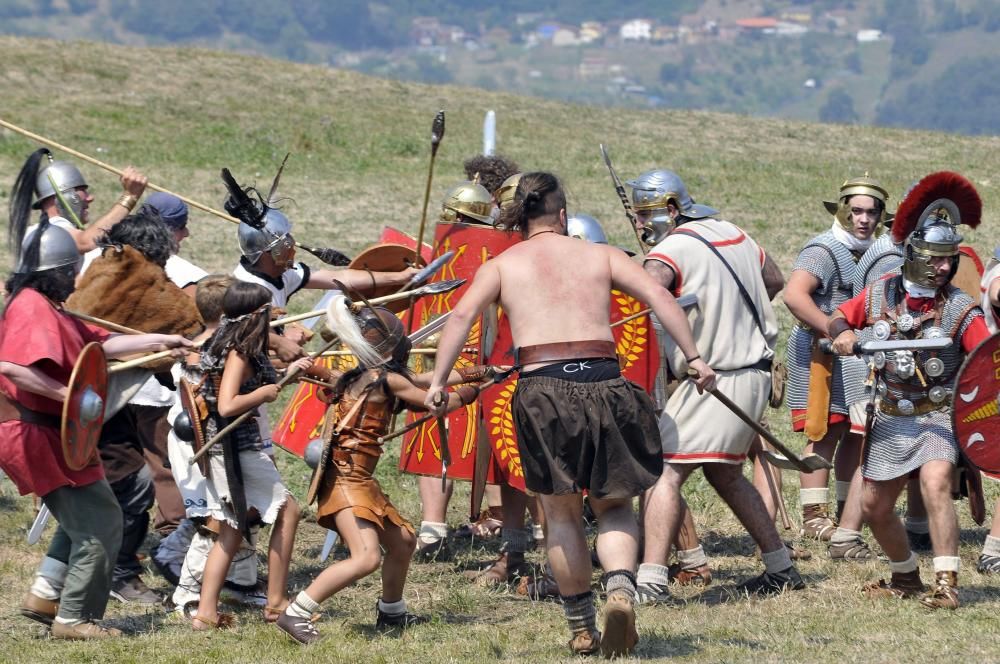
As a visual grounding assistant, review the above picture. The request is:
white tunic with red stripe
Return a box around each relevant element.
[645,219,778,464]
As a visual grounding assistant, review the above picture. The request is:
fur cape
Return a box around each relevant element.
[68,245,204,340]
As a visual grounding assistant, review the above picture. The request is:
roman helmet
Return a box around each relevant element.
[892,171,981,288]
[625,168,717,245]
[440,181,493,224]
[822,173,890,235]
[15,221,83,275]
[566,213,608,244]
[9,149,89,255]
[495,172,522,211]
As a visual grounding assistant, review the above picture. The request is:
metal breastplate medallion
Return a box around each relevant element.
[897,313,915,333]
[873,351,886,370]
[924,357,945,378]
[873,320,892,341]
[897,398,915,415]
[928,386,949,404]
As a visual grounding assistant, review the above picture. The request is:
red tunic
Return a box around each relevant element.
[0,288,109,497]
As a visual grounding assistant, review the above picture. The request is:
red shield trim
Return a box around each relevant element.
[61,342,108,471]
[952,331,1000,475]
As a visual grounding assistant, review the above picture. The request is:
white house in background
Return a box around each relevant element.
[620,19,653,41]
[552,27,579,46]
[856,29,883,42]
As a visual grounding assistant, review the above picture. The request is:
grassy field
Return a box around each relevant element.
[1,36,999,663]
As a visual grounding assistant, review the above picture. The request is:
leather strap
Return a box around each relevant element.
[515,340,617,366]
[0,392,61,428]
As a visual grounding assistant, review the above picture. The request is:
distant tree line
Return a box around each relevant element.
[877,56,1000,135]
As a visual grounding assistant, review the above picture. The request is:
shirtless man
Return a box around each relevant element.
[426,172,715,658]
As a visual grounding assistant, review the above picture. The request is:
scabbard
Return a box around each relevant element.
[221,433,250,543]
[804,342,834,442]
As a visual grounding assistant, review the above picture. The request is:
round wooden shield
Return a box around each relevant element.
[952,331,1000,475]
[61,342,108,471]
[349,243,421,313]
[952,245,985,299]
[177,378,208,470]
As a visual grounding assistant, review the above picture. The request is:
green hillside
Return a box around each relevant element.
[2,36,999,278]
[1,37,999,663]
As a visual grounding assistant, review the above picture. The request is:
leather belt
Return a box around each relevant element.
[515,340,618,366]
[737,358,773,372]
[878,397,942,417]
[0,392,61,428]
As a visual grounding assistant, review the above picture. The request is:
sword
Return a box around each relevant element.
[396,250,455,293]
[319,530,339,562]
[819,337,953,355]
[27,505,50,545]
[431,390,451,492]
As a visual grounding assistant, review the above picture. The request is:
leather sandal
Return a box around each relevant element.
[192,612,236,631]
[861,570,924,600]
[264,599,290,623]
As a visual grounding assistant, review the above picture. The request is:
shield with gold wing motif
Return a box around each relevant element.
[610,290,659,393]
[952,331,1000,475]
[61,342,108,471]
[400,221,521,481]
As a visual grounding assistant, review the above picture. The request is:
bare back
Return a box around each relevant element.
[492,234,615,350]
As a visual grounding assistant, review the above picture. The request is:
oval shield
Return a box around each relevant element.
[952,331,1000,475]
[61,342,108,471]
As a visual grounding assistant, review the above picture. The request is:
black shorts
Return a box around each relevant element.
[512,375,661,500]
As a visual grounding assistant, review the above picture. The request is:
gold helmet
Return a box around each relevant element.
[440,181,493,223]
[823,173,890,234]
[495,173,522,211]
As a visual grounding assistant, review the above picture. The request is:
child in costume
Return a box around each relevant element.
[276,294,495,644]
[191,281,313,630]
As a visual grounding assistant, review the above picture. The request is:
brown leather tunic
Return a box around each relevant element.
[313,378,413,534]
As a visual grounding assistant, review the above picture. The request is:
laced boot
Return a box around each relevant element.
[977,554,1000,574]
[919,571,959,610]
[829,536,877,562]
[800,504,837,541]
[861,569,925,599]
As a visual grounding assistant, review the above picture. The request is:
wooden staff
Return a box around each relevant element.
[65,310,144,335]
[190,334,343,464]
[757,443,793,530]
[1,117,352,267]
[0,116,238,226]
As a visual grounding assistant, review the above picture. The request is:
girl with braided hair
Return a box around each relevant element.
[191,282,314,630]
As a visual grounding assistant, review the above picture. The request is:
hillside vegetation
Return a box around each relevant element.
[1,37,999,663]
